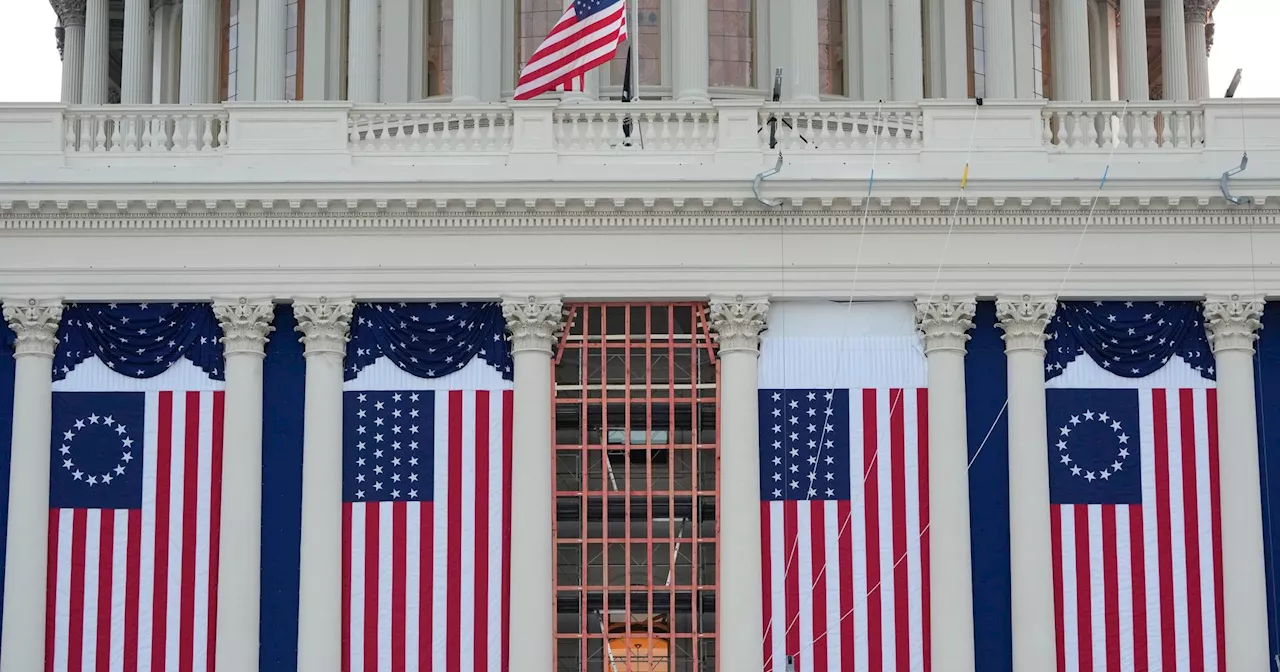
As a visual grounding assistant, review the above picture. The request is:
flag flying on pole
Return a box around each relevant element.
[757,302,931,672]
[45,302,226,672]
[1044,301,1225,672]
[513,0,628,100]
[340,302,514,672]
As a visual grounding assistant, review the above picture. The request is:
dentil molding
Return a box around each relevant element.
[293,298,354,356]
[2,299,64,358]
[915,296,977,355]
[708,296,770,355]
[995,295,1058,355]
[501,297,565,355]
[1204,294,1265,354]
[213,298,276,357]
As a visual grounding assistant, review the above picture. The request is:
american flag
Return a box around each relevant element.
[46,389,224,672]
[1046,387,1226,672]
[759,387,931,672]
[341,388,513,672]
[513,0,628,100]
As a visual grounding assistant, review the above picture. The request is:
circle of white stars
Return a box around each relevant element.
[1056,409,1130,483]
[59,413,135,486]
[350,391,423,501]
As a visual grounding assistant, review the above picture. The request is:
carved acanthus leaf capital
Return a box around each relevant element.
[708,296,770,355]
[3,299,64,358]
[50,0,87,27]
[213,298,276,357]
[1183,0,1214,23]
[501,296,565,355]
[915,296,976,355]
[293,297,354,356]
[996,295,1057,354]
[1203,294,1264,354]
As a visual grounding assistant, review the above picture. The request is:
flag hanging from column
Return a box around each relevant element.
[513,0,629,100]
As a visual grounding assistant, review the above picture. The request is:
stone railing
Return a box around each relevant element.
[63,105,228,153]
[759,103,924,151]
[348,105,514,153]
[1042,102,1206,151]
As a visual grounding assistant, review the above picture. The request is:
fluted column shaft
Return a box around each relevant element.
[709,297,769,672]
[670,0,708,100]
[916,297,977,672]
[1051,0,1091,101]
[81,0,110,103]
[1118,0,1149,100]
[1160,0,1189,100]
[450,0,483,102]
[861,0,891,100]
[984,0,1017,98]
[54,0,88,103]
[121,0,152,103]
[996,296,1058,672]
[179,0,213,102]
[1203,296,1270,672]
[346,0,379,102]
[501,297,565,672]
[1184,0,1211,99]
[256,0,287,99]
[892,0,924,100]
[212,300,275,672]
[787,0,820,101]
[294,298,354,672]
[0,300,63,672]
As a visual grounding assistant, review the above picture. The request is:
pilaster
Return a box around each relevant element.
[708,295,769,672]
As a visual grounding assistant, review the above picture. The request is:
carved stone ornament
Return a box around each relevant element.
[3,299,64,358]
[501,296,565,355]
[708,296,770,354]
[1183,0,1214,23]
[213,298,276,357]
[1203,294,1264,354]
[995,295,1057,354]
[293,297,355,356]
[915,295,977,355]
[50,0,87,27]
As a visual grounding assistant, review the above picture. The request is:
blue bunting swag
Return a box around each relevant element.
[345,302,513,381]
[1045,300,1215,381]
[53,302,225,381]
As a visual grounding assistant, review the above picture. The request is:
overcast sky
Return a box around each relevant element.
[0,0,1275,101]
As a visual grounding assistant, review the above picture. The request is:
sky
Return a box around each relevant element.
[0,0,1275,101]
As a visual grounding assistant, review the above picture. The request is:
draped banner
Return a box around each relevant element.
[45,302,226,672]
[1045,301,1225,672]
[0,323,16,640]
[758,302,930,672]
[341,302,513,672]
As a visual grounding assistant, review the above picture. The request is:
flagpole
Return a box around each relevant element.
[628,0,640,103]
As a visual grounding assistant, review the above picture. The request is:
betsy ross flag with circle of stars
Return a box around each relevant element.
[1044,300,1225,672]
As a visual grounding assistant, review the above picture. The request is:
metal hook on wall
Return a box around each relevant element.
[753,152,784,208]
[1220,152,1252,206]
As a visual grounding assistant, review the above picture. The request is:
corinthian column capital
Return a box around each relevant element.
[214,298,276,357]
[501,296,565,355]
[1203,294,1264,354]
[50,0,87,27]
[293,297,354,356]
[1183,0,1214,23]
[3,299,64,358]
[915,295,977,355]
[709,296,770,355]
[995,295,1057,354]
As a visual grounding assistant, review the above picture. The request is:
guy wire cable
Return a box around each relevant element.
[771,100,1131,668]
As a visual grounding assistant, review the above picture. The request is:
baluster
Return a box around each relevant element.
[1083,111,1099,148]
[122,114,138,152]
[471,112,484,151]
[1041,110,1054,148]
[64,116,77,151]
[92,115,106,152]
[1192,109,1204,146]
[1176,110,1191,147]
[201,114,214,151]
[217,114,228,149]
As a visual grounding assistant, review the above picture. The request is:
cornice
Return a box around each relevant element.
[0,206,1277,232]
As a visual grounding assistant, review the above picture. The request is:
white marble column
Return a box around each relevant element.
[787,0,820,101]
[1184,0,1211,99]
[346,0,380,102]
[861,0,891,100]
[293,297,354,672]
[936,0,969,98]
[984,0,1017,98]
[1051,0,1092,101]
[81,0,110,103]
[212,299,275,672]
[708,296,769,672]
[179,0,213,102]
[121,0,152,103]
[450,0,483,102]
[892,0,925,100]
[1160,0,1189,100]
[915,296,977,672]
[1202,295,1270,672]
[380,0,411,102]
[0,300,63,672]
[54,0,87,104]
[671,0,709,101]
[1118,0,1149,100]
[996,295,1057,672]
[256,0,287,99]
[500,296,564,672]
